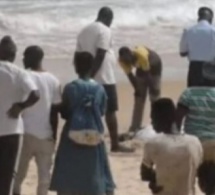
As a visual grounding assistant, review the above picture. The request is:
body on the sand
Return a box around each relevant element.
[118,46,162,137]
[141,98,202,195]
[176,68,215,195]
[50,52,115,195]
[75,7,133,152]
[0,36,39,195]
[180,7,215,87]
[14,46,61,195]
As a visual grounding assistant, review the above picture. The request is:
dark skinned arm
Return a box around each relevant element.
[180,52,188,57]
[8,90,40,119]
[176,103,189,130]
[50,104,60,141]
[141,163,155,181]
[180,29,188,58]
[91,48,106,78]
[60,86,70,120]
[127,72,137,89]
[141,163,163,194]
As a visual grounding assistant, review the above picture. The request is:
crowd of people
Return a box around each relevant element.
[0,4,215,195]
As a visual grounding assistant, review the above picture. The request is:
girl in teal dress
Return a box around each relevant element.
[50,52,115,195]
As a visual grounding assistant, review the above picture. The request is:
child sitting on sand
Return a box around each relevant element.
[141,98,202,195]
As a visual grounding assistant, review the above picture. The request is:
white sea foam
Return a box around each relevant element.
[0,0,214,57]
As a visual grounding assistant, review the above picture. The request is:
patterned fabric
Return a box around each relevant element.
[50,78,115,195]
[179,87,215,140]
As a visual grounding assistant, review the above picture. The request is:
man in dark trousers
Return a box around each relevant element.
[180,7,215,87]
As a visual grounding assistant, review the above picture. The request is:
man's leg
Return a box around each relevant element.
[103,85,133,152]
[35,137,54,195]
[14,134,34,195]
[149,74,161,108]
[129,77,147,132]
[0,135,23,195]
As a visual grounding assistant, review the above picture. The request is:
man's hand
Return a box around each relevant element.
[7,103,23,119]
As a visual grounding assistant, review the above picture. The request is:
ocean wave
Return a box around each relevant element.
[0,0,214,57]
[0,0,214,34]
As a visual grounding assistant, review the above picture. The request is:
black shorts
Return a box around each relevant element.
[103,84,118,113]
[188,61,204,87]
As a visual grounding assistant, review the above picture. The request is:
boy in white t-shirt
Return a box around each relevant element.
[141,98,203,195]
[14,46,61,195]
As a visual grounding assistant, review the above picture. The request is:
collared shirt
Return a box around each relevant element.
[179,87,215,141]
[0,61,37,136]
[76,22,116,85]
[180,20,215,62]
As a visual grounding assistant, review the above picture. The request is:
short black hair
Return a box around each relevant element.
[24,45,44,69]
[74,52,93,77]
[119,47,132,57]
[0,35,17,62]
[198,7,214,18]
[151,98,176,128]
[98,7,113,20]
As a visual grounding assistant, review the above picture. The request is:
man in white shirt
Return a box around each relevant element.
[180,7,215,87]
[0,36,39,195]
[141,98,202,195]
[75,7,132,152]
[13,46,61,195]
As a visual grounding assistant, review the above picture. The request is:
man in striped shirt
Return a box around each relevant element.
[176,72,215,194]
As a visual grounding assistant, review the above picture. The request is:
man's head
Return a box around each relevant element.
[23,46,44,70]
[0,36,17,62]
[151,98,176,134]
[119,47,136,66]
[97,7,114,27]
[198,7,214,23]
[74,52,93,78]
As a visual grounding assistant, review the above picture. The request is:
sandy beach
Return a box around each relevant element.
[17,53,204,195]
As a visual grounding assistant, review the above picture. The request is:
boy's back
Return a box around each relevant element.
[23,70,61,139]
[143,133,203,195]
